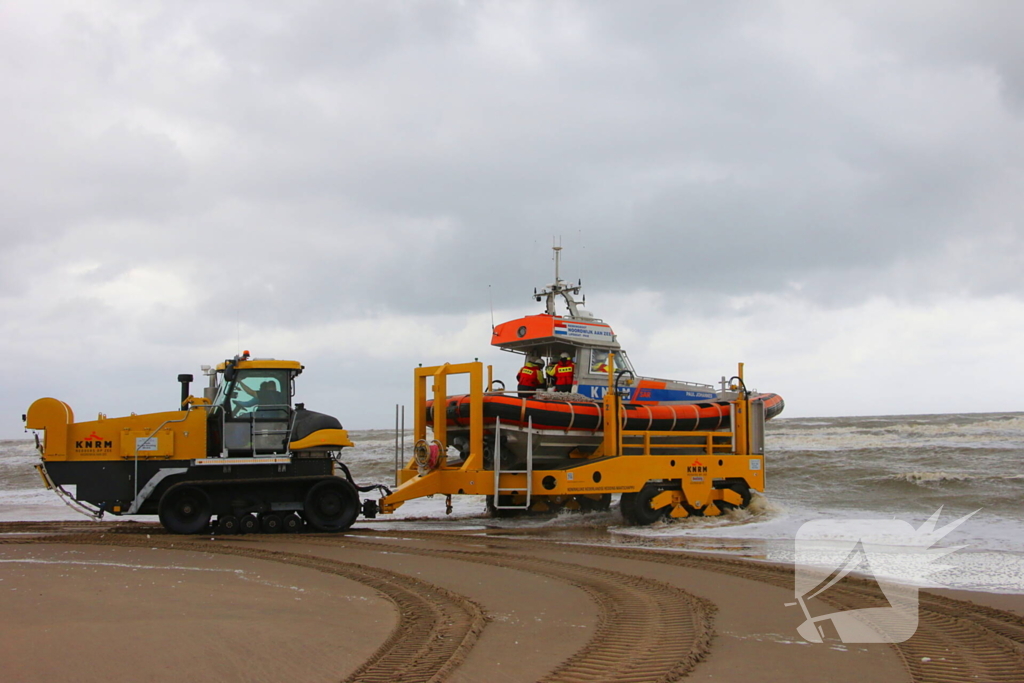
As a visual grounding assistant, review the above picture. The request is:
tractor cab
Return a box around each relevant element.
[205,352,305,457]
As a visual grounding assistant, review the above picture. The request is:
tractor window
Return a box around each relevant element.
[211,378,232,409]
[228,371,291,419]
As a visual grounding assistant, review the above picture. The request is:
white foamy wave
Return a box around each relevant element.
[893,471,972,484]
[889,471,1024,485]
[768,417,1024,452]
[0,440,41,463]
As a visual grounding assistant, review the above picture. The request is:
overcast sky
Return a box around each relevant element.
[3,1,1022,438]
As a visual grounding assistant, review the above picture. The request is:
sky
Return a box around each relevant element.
[3,1,1023,438]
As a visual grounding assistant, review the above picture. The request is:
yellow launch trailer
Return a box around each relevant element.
[379,358,766,524]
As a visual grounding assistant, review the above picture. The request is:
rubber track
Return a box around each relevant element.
[232,534,716,683]
[0,530,485,683]
[393,529,1024,683]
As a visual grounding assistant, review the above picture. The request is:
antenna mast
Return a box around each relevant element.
[537,238,583,318]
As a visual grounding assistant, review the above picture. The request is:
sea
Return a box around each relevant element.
[3,412,1023,594]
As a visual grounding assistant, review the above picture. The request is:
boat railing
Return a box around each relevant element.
[620,430,734,456]
[634,376,717,391]
[485,388,602,403]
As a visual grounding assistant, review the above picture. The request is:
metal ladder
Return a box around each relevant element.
[492,416,535,510]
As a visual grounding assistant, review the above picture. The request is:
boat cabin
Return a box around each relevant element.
[491,248,719,404]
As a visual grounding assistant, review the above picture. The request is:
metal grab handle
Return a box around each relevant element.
[133,413,191,507]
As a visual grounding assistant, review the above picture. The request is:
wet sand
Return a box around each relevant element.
[1,522,1022,682]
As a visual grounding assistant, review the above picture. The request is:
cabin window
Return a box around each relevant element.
[228,371,291,419]
[617,351,635,374]
[589,349,634,375]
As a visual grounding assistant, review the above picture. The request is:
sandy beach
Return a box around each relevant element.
[2,520,1022,682]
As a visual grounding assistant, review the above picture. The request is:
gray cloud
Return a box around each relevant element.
[2,1,1022,435]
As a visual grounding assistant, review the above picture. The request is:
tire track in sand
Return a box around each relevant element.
[228,533,716,683]
[394,528,1024,683]
[0,531,485,683]
[1,523,716,683]
[9,522,1022,682]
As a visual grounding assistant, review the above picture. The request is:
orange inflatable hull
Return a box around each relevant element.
[427,393,784,433]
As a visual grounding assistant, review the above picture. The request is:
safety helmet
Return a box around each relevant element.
[560,352,571,360]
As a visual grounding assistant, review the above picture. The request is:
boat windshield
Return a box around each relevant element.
[590,349,634,375]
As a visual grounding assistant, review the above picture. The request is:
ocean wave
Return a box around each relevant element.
[768,416,1024,452]
[889,471,1024,485]
[0,440,40,458]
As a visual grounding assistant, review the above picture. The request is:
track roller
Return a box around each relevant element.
[216,514,239,535]
[240,513,259,534]
[261,513,283,534]
[283,512,303,533]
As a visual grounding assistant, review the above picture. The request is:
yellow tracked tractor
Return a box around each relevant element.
[24,352,384,534]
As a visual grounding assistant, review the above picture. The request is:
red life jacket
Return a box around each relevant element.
[554,361,575,386]
[517,365,542,387]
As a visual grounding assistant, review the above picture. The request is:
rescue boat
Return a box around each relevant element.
[436,246,785,468]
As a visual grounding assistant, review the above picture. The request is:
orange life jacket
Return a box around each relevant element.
[554,361,575,386]
[517,365,542,387]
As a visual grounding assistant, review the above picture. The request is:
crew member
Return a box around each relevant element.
[516,356,544,398]
[235,380,287,418]
[553,352,576,393]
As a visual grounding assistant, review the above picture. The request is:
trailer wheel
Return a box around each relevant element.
[715,479,752,512]
[304,479,359,532]
[158,486,212,535]
[485,495,523,518]
[576,494,612,513]
[620,484,670,526]
[619,492,637,524]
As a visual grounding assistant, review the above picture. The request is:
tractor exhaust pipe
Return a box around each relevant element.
[177,374,194,409]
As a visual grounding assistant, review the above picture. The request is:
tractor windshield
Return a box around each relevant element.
[228,370,291,419]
